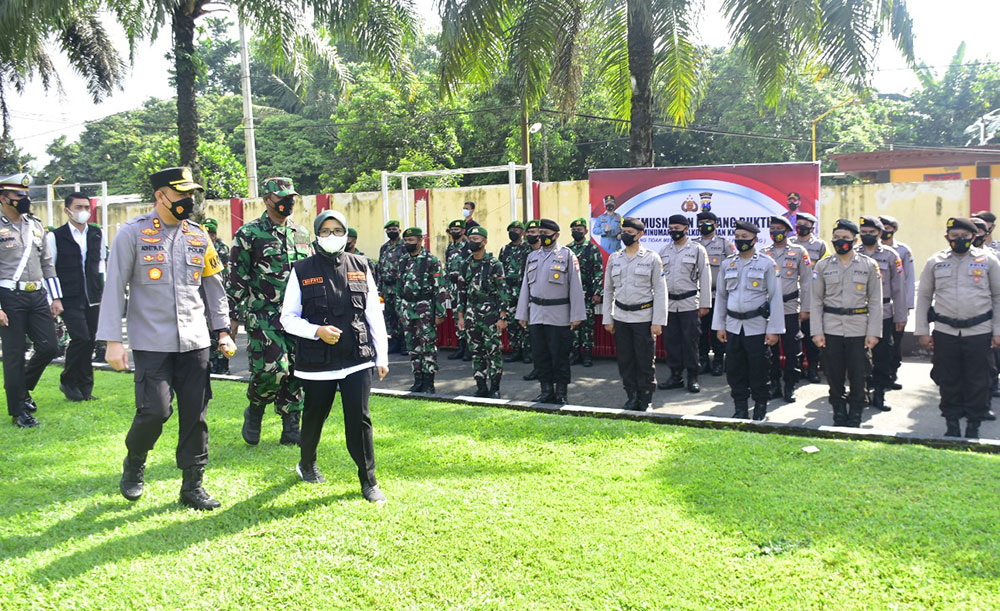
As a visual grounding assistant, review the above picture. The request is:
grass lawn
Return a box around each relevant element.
[1,367,999,609]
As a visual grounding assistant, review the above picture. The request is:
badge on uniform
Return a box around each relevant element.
[141,236,162,244]
[192,270,200,282]
[143,255,155,262]
[140,228,159,236]
[347,271,366,282]
[148,267,162,280]
[152,218,161,229]
[302,276,323,286]
[187,238,205,247]
[192,255,203,266]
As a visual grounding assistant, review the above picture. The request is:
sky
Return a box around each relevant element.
[6,0,999,167]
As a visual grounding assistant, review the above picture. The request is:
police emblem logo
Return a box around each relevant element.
[20,175,30,187]
[156,253,165,262]
[142,255,155,262]
[192,270,200,282]
[182,168,193,182]
[148,267,162,280]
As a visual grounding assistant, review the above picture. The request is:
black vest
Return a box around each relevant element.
[292,253,375,372]
[53,223,103,304]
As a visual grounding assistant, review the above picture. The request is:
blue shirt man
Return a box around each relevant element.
[596,195,623,253]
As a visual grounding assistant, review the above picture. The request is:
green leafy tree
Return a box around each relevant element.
[134,134,247,199]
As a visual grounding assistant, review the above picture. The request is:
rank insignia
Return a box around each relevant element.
[187,238,204,247]
[140,228,159,236]
[148,267,162,280]
[152,218,161,229]
[141,236,162,244]
[192,270,200,281]
[142,255,155,262]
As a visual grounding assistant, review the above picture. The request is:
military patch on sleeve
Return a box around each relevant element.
[894,257,903,274]
[201,241,225,277]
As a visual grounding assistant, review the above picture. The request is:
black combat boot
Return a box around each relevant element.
[568,348,582,366]
[535,383,556,403]
[783,381,796,403]
[119,453,147,501]
[752,401,767,421]
[769,380,783,400]
[699,357,711,375]
[847,403,864,427]
[623,388,638,411]
[733,400,749,419]
[422,374,436,394]
[807,362,820,383]
[582,347,593,367]
[658,368,685,390]
[408,373,424,392]
[489,374,502,398]
[635,390,653,412]
[179,466,221,511]
[474,378,490,398]
[984,409,997,421]
[504,348,522,363]
[872,388,891,412]
[711,358,725,377]
[280,411,301,446]
[832,402,848,426]
[554,384,569,405]
[522,368,538,381]
[686,369,701,393]
[965,420,981,439]
[242,403,266,445]
[944,418,962,437]
[448,340,466,360]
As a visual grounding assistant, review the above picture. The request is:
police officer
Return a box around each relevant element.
[520,219,542,381]
[857,216,906,412]
[515,219,586,405]
[809,219,882,427]
[915,217,1000,438]
[762,216,812,403]
[45,191,104,401]
[445,219,471,361]
[790,211,827,383]
[396,227,448,393]
[567,217,603,367]
[658,214,711,393]
[602,218,667,411]
[98,166,235,510]
[878,215,915,390]
[712,220,784,420]
[969,217,999,418]
[0,172,62,428]
[377,220,404,353]
[694,211,734,376]
[499,220,531,364]
[202,217,230,375]
[596,195,623,253]
[972,211,1000,402]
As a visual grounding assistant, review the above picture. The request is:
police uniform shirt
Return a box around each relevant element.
[515,244,587,326]
[987,239,1000,261]
[0,214,61,296]
[658,240,711,312]
[855,244,907,323]
[694,233,735,288]
[96,211,229,352]
[763,241,813,315]
[711,252,785,336]
[601,247,668,324]
[809,252,882,338]
[790,233,827,264]
[886,240,915,310]
[914,247,1000,337]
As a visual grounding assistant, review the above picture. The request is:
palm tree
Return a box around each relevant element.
[439,0,915,167]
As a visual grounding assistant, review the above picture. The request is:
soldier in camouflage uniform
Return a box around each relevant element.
[204,217,231,374]
[377,220,404,353]
[499,220,531,364]
[521,219,542,380]
[445,218,471,361]
[345,227,378,283]
[456,226,510,398]
[228,177,311,446]
[567,218,603,367]
[397,227,448,393]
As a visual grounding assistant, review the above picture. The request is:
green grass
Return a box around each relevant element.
[1,367,999,609]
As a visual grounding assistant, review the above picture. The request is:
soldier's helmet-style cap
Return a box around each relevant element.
[150,167,203,193]
[0,172,32,193]
[261,177,298,197]
[203,218,219,232]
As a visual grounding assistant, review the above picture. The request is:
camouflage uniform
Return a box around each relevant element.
[376,221,404,344]
[397,234,448,377]
[445,221,470,354]
[498,221,531,358]
[228,211,311,414]
[457,228,510,396]
[205,218,231,374]
[567,218,604,364]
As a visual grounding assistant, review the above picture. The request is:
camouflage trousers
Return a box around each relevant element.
[383,291,403,340]
[403,299,438,375]
[572,302,596,350]
[466,311,503,382]
[246,319,303,413]
[506,289,529,352]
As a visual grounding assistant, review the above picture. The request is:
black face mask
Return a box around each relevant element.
[788,200,800,210]
[621,233,637,246]
[795,226,811,237]
[405,242,420,253]
[950,238,972,254]
[468,241,484,252]
[10,195,31,214]
[275,196,294,217]
[571,230,586,242]
[669,230,687,242]
[168,196,195,221]
[832,238,854,254]
[526,234,540,245]
[540,235,555,247]
[508,230,521,242]
[882,231,894,241]
[698,223,715,236]
[974,235,986,247]
[860,234,879,246]
[770,230,786,243]
[386,230,400,241]
[734,238,755,252]
[450,230,463,240]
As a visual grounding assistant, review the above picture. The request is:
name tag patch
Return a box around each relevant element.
[347,271,367,282]
[302,276,323,286]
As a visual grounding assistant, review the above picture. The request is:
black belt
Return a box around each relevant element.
[882,298,891,304]
[782,290,799,302]
[728,310,762,320]
[615,300,654,312]
[928,308,992,329]
[825,306,869,315]
[669,290,698,300]
[530,296,570,306]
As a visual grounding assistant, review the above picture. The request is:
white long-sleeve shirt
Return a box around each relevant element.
[280,266,388,380]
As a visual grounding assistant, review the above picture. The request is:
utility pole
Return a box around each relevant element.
[520,101,530,221]
[239,20,259,197]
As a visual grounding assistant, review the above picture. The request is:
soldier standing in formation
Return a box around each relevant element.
[377,219,404,354]
[345,227,377,279]
[712,220,784,420]
[856,216,907,412]
[878,215,914,390]
[790,211,827,383]
[596,195,623,253]
[456,226,510,398]
[694,211,734,376]
[0,172,62,428]
[602,218,667,411]
[658,214,711,393]
[203,217,231,375]
[810,219,882,427]
[521,219,542,381]
[515,219,586,405]
[397,227,447,393]
[445,219,471,361]
[499,220,530,364]
[567,217,603,367]
[99,166,235,510]
[227,177,311,446]
[915,217,1000,438]
[762,216,812,403]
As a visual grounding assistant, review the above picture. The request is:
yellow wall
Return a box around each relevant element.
[889,166,977,183]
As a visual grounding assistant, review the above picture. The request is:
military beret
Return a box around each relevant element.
[734,220,760,235]
[603,195,616,203]
[347,227,358,238]
[203,218,219,232]
[972,211,997,223]
[668,214,690,227]
[467,226,488,238]
[947,217,977,233]
[622,217,645,231]
[384,219,401,229]
[796,212,818,224]
[539,218,560,232]
[448,219,466,229]
[150,166,202,193]
[696,211,719,222]
[971,217,989,232]
[834,218,859,235]
[526,219,541,230]
[507,220,525,230]
[403,226,423,238]
[769,216,793,231]
[465,219,480,228]
[878,215,899,228]
[570,217,588,229]
[859,215,884,231]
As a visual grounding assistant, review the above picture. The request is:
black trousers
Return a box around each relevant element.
[0,288,58,418]
[60,297,99,395]
[127,349,211,469]
[699,299,725,364]
[821,335,869,408]
[869,318,895,390]
[801,318,820,372]
[529,324,572,385]
[665,310,701,369]
[614,320,655,392]
[768,313,802,385]
[930,331,991,421]
[726,330,769,402]
[891,327,905,382]
[300,369,376,487]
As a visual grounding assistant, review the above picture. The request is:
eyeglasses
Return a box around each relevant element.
[317,228,346,237]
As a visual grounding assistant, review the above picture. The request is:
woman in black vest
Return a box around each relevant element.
[280,210,389,504]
